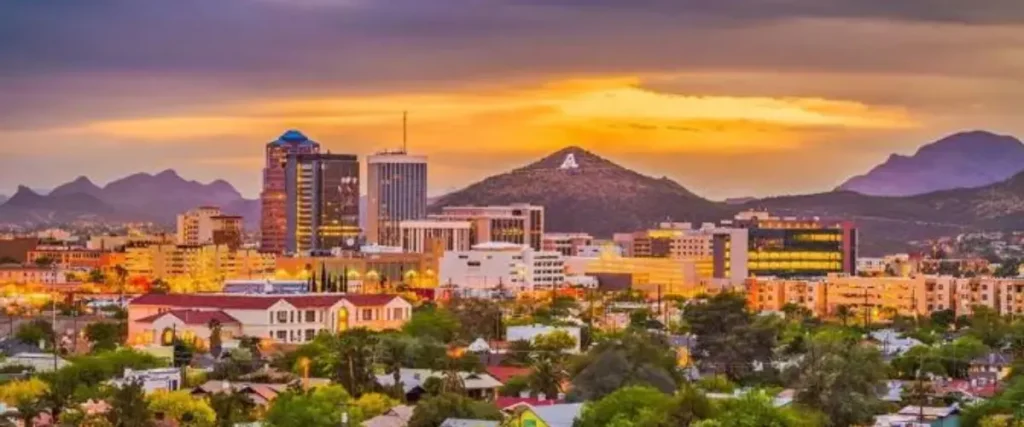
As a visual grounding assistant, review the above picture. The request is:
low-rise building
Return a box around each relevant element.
[27,246,105,269]
[111,368,183,393]
[127,293,412,347]
[542,233,594,257]
[0,265,65,284]
[440,243,565,295]
[400,220,473,253]
[375,369,502,402]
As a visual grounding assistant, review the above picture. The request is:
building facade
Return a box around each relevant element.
[27,246,104,269]
[731,210,857,278]
[0,265,66,285]
[260,130,321,253]
[285,153,360,254]
[366,152,428,247]
[176,207,243,248]
[542,233,594,257]
[439,242,565,294]
[275,251,440,290]
[399,220,472,253]
[128,293,412,347]
[612,224,749,285]
[432,204,545,251]
[125,244,275,285]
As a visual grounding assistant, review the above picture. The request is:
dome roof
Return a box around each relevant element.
[276,129,312,144]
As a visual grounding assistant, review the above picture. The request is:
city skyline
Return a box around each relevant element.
[3,1,1024,199]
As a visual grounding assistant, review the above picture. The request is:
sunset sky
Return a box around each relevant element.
[3,1,1024,199]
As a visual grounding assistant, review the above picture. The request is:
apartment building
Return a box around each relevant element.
[125,244,275,281]
[542,233,594,257]
[275,250,440,290]
[127,293,412,347]
[177,206,242,248]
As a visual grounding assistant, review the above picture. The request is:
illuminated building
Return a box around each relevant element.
[27,246,105,269]
[125,244,275,285]
[542,233,594,256]
[176,206,243,248]
[285,153,360,253]
[127,293,412,346]
[439,242,565,294]
[366,151,428,247]
[432,204,545,251]
[565,253,702,297]
[954,278,1000,316]
[261,130,321,253]
[399,220,472,253]
[612,224,748,285]
[275,251,440,290]
[0,265,66,285]
[731,210,856,278]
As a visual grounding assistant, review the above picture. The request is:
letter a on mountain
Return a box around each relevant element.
[559,153,579,170]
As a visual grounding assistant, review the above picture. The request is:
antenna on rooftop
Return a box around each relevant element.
[402,111,408,153]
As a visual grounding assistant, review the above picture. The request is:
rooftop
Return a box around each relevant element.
[135,310,240,325]
[274,129,314,145]
[131,293,404,310]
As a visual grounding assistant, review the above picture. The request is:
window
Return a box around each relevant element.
[392,307,404,320]
[290,311,295,323]
[362,309,374,321]
[305,329,315,341]
[276,311,288,324]
[276,330,287,340]
[305,310,316,323]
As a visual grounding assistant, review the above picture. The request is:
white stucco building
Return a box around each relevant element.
[440,242,565,294]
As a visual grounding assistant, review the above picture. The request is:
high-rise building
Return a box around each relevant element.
[431,204,545,251]
[260,130,320,253]
[366,152,428,246]
[176,206,243,248]
[730,210,857,278]
[285,153,360,254]
[611,223,748,285]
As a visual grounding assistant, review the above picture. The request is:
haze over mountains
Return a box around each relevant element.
[837,130,1024,196]
[5,130,1024,254]
[0,170,258,227]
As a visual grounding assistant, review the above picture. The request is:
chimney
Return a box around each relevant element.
[537,392,546,402]
[519,391,530,399]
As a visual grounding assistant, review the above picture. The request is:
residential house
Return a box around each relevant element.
[363,405,414,427]
[190,379,328,406]
[0,352,69,372]
[873,405,960,427]
[375,369,502,403]
[110,368,182,393]
[868,329,923,359]
[969,352,1012,383]
[502,403,585,427]
[128,293,412,347]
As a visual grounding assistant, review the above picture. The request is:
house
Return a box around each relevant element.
[0,338,42,357]
[969,352,1012,382]
[191,379,327,406]
[110,368,182,393]
[874,405,960,427]
[363,405,414,427]
[506,325,581,353]
[868,329,923,359]
[485,366,532,384]
[439,420,499,427]
[503,403,585,427]
[375,369,502,402]
[0,352,69,372]
[127,293,412,347]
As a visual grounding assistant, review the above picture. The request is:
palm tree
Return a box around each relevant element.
[835,305,854,327]
[114,265,128,297]
[378,337,409,401]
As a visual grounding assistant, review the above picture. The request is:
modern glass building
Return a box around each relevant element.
[260,130,320,253]
[366,152,428,247]
[734,212,857,278]
[285,153,361,254]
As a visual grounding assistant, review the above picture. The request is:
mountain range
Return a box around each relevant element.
[5,130,1024,255]
[0,170,258,227]
[837,130,1024,196]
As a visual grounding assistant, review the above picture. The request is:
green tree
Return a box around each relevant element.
[834,305,854,327]
[150,279,170,294]
[402,307,460,343]
[968,305,1009,347]
[502,340,534,367]
[528,330,576,397]
[700,391,820,427]
[683,292,779,381]
[576,385,675,427]
[207,391,256,427]
[789,330,885,427]
[447,297,503,341]
[146,390,215,427]
[106,381,154,427]
[930,309,956,330]
[378,336,410,400]
[34,256,55,267]
[499,375,530,397]
[316,329,378,397]
[407,393,501,427]
[667,385,716,426]
[88,269,106,284]
[15,319,54,348]
[354,393,399,419]
[85,322,124,353]
[995,259,1022,278]
[208,319,223,358]
[264,385,363,427]
[571,330,679,400]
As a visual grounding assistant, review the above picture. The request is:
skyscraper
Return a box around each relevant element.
[366,151,428,246]
[260,130,320,253]
[285,153,361,254]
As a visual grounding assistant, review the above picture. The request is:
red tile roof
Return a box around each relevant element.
[131,293,404,310]
[486,366,532,383]
[136,310,239,325]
